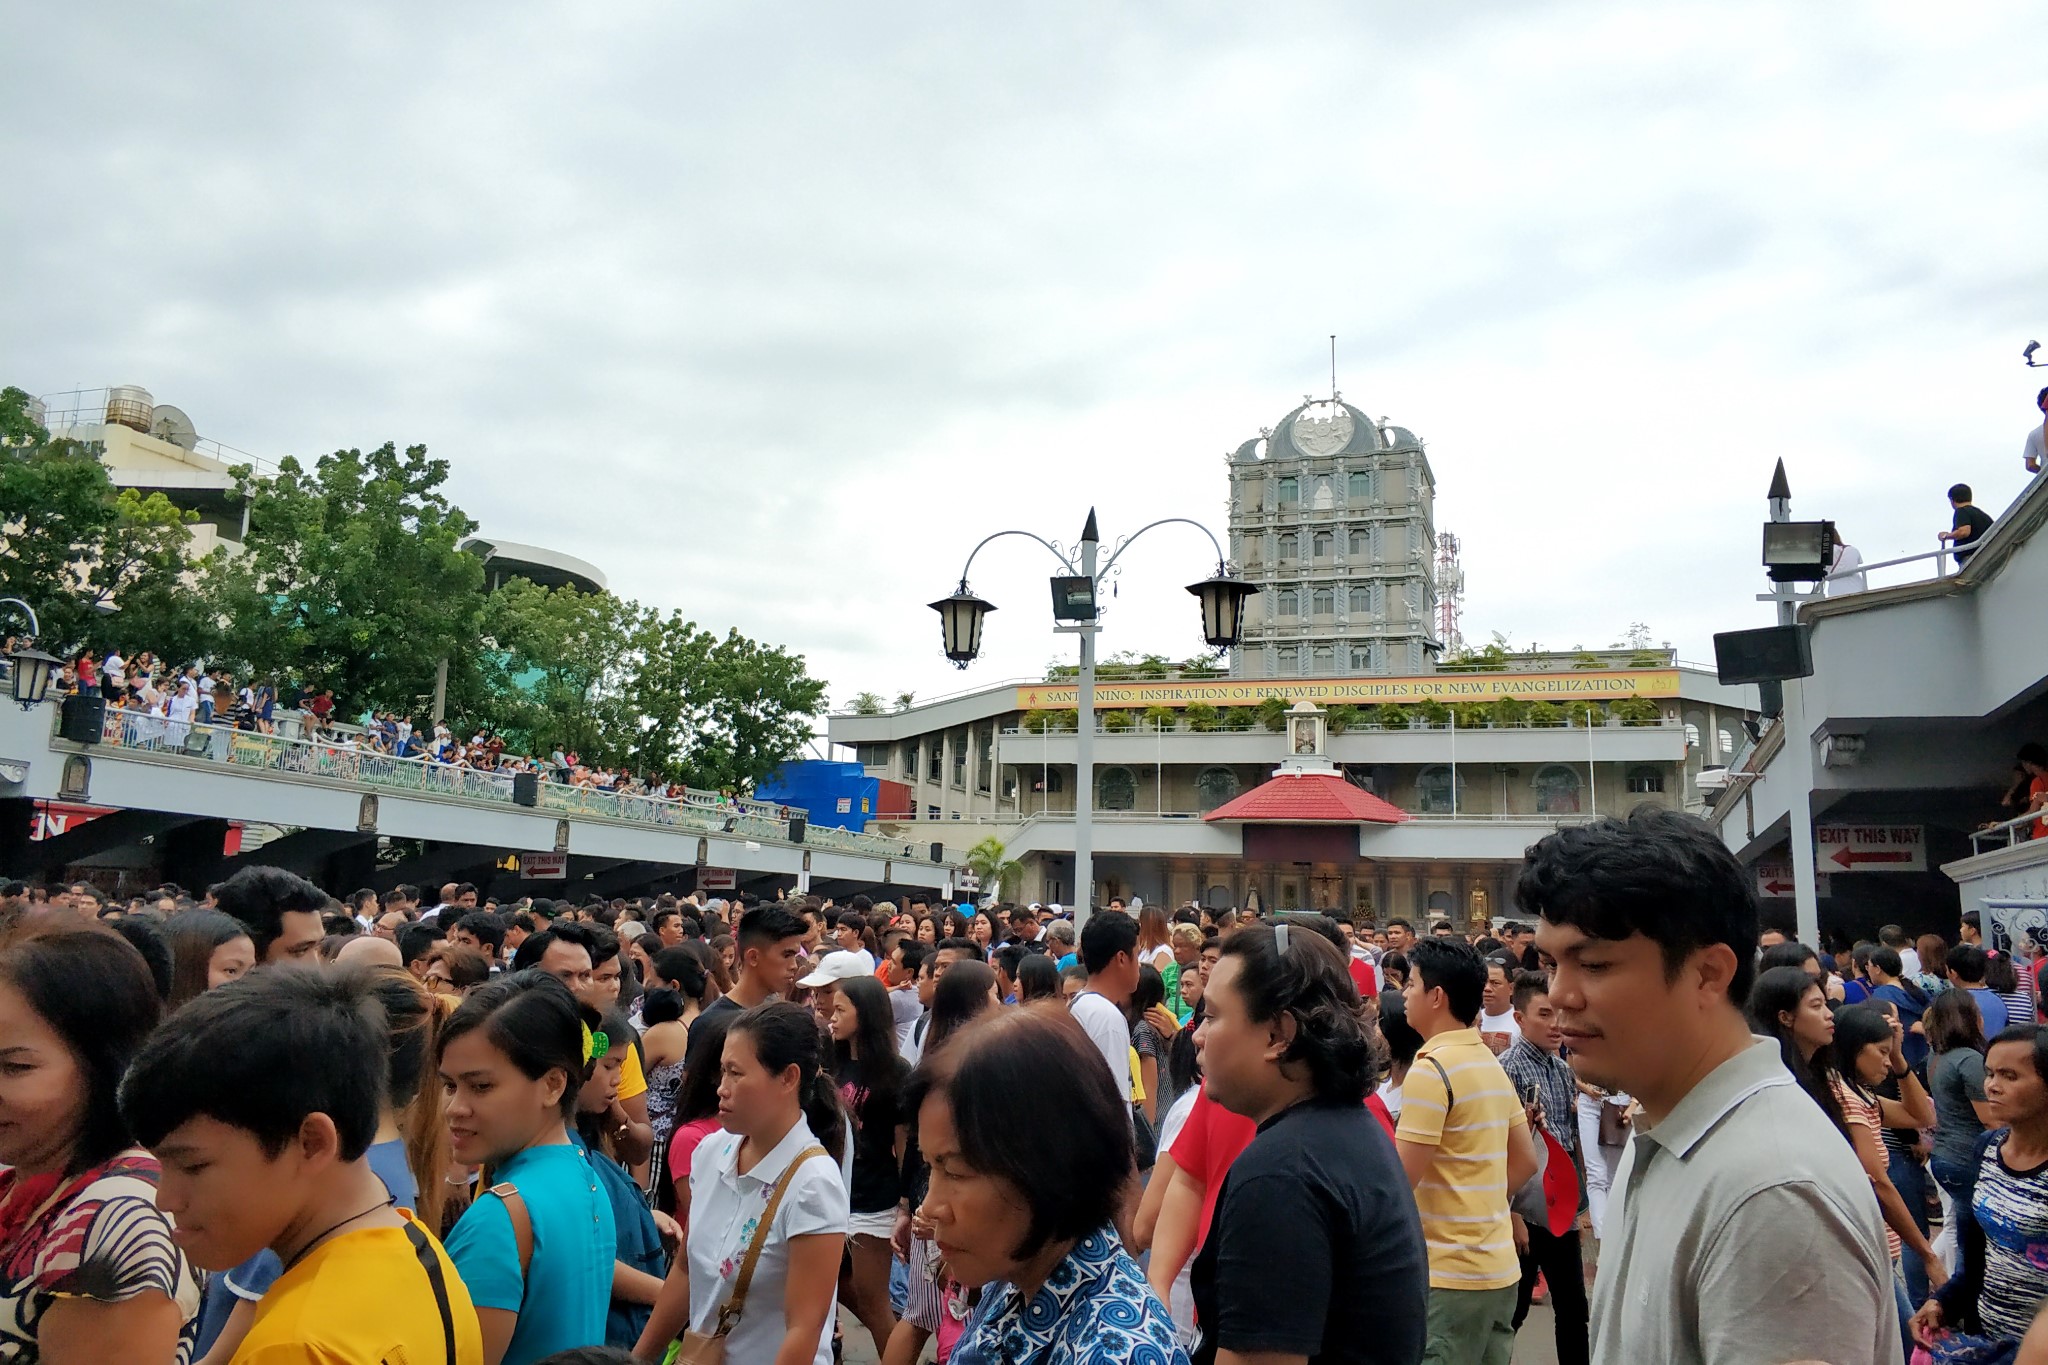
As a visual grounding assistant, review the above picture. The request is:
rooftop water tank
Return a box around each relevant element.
[104,385,154,432]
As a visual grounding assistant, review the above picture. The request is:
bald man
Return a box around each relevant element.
[336,935,403,969]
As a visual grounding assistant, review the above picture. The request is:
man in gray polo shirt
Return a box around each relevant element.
[1522,807,1901,1365]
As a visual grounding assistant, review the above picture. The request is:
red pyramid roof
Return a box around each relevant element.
[1202,771,1412,825]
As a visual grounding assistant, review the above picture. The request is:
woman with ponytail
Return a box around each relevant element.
[364,966,452,1233]
[635,1001,848,1365]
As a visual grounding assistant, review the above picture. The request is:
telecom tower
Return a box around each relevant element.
[1434,531,1465,655]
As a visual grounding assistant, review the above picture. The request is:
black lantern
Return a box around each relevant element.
[1187,570,1259,648]
[929,584,996,668]
[7,645,61,710]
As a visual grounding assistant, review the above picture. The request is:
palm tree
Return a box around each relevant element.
[847,691,885,715]
[964,835,1022,901]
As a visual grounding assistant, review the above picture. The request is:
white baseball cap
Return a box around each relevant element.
[797,950,874,989]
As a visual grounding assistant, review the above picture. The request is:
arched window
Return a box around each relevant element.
[1311,530,1333,558]
[1535,765,1583,814]
[1718,729,1735,756]
[1426,890,1454,913]
[1417,766,1464,814]
[1197,766,1240,812]
[1348,643,1374,672]
[1277,476,1299,505]
[1278,532,1300,560]
[1349,584,1373,614]
[1348,469,1374,500]
[1277,645,1300,673]
[1626,766,1665,794]
[1683,723,1701,749]
[1311,587,1335,615]
[1278,588,1300,617]
[1349,526,1373,557]
[1044,769,1065,793]
[1099,766,1136,811]
[1311,644,1335,672]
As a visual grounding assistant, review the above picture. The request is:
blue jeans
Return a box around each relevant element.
[1932,1148,1984,1261]
[889,1252,908,1317]
[1888,1147,1932,1306]
[1892,1263,1914,1364]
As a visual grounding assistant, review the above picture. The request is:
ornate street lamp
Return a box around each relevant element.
[8,646,61,710]
[1187,569,1259,649]
[0,600,58,710]
[928,585,996,668]
[929,511,1241,923]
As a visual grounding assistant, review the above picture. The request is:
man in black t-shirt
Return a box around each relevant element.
[1191,918,1427,1365]
[1939,483,1996,567]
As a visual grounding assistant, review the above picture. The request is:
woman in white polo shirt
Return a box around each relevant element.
[636,1001,848,1365]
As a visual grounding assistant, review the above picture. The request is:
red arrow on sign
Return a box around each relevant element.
[1761,879,1794,895]
[1831,848,1915,869]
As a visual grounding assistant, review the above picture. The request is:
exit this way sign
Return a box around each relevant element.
[1815,825,1927,872]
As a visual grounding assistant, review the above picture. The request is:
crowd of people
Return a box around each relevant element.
[7,808,2048,1364]
[37,646,767,805]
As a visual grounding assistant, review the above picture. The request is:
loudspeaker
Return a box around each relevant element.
[787,816,806,844]
[1713,625,1814,686]
[58,694,106,745]
[512,772,539,806]
[929,841,944,863]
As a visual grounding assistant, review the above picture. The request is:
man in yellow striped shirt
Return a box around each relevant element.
[1396,937,1540,1365]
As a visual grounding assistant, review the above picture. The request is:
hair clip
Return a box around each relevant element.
[580,1022,612,1064]
[1275,922,1290,955]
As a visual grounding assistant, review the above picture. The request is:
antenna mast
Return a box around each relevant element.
[1434,531,1465,655]
[1330,334,1338,400]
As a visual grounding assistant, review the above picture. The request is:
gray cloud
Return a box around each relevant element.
[6,1,2045,710]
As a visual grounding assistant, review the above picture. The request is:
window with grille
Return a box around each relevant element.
[1099,767,1137,811]
[1535,765,1583,814]
[1627,767,1665,794]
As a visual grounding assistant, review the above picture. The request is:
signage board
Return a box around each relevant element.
[1755,860,1831,898]
[699,867,738,891]
[520,852,568,879]
[1012,669,1680,711]
[1815,825,1926,872]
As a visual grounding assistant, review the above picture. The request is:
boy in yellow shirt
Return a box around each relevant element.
[121,964,483,1365]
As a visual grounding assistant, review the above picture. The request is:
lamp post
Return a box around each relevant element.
[929,510,1256,927]
[1763,462,1823,947]
[0,600,60,711]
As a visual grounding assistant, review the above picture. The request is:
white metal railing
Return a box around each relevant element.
[73,709,963,863]
[1970,811,2046,856]
[1820,545,1960,595]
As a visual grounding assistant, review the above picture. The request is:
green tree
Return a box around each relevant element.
[1184,702,1222,732]
[475,581,647,763]
[964,835,1022,900]
[847,691,885,715]
[0,386,203,654]
[1142,704,1177,733]
[1256,695,1292,732]
[200,442,484,711]
[628,617,829,791]
[1372,702,1410,730]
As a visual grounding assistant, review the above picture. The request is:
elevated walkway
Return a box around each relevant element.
[0,706,953,898]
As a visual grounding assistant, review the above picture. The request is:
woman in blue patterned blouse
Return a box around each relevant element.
[906,1006,1188,1365]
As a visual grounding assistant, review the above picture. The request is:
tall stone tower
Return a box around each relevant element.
[1225,395,1438,680]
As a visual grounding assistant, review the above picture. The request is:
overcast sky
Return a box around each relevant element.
[7,2,2045,718]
